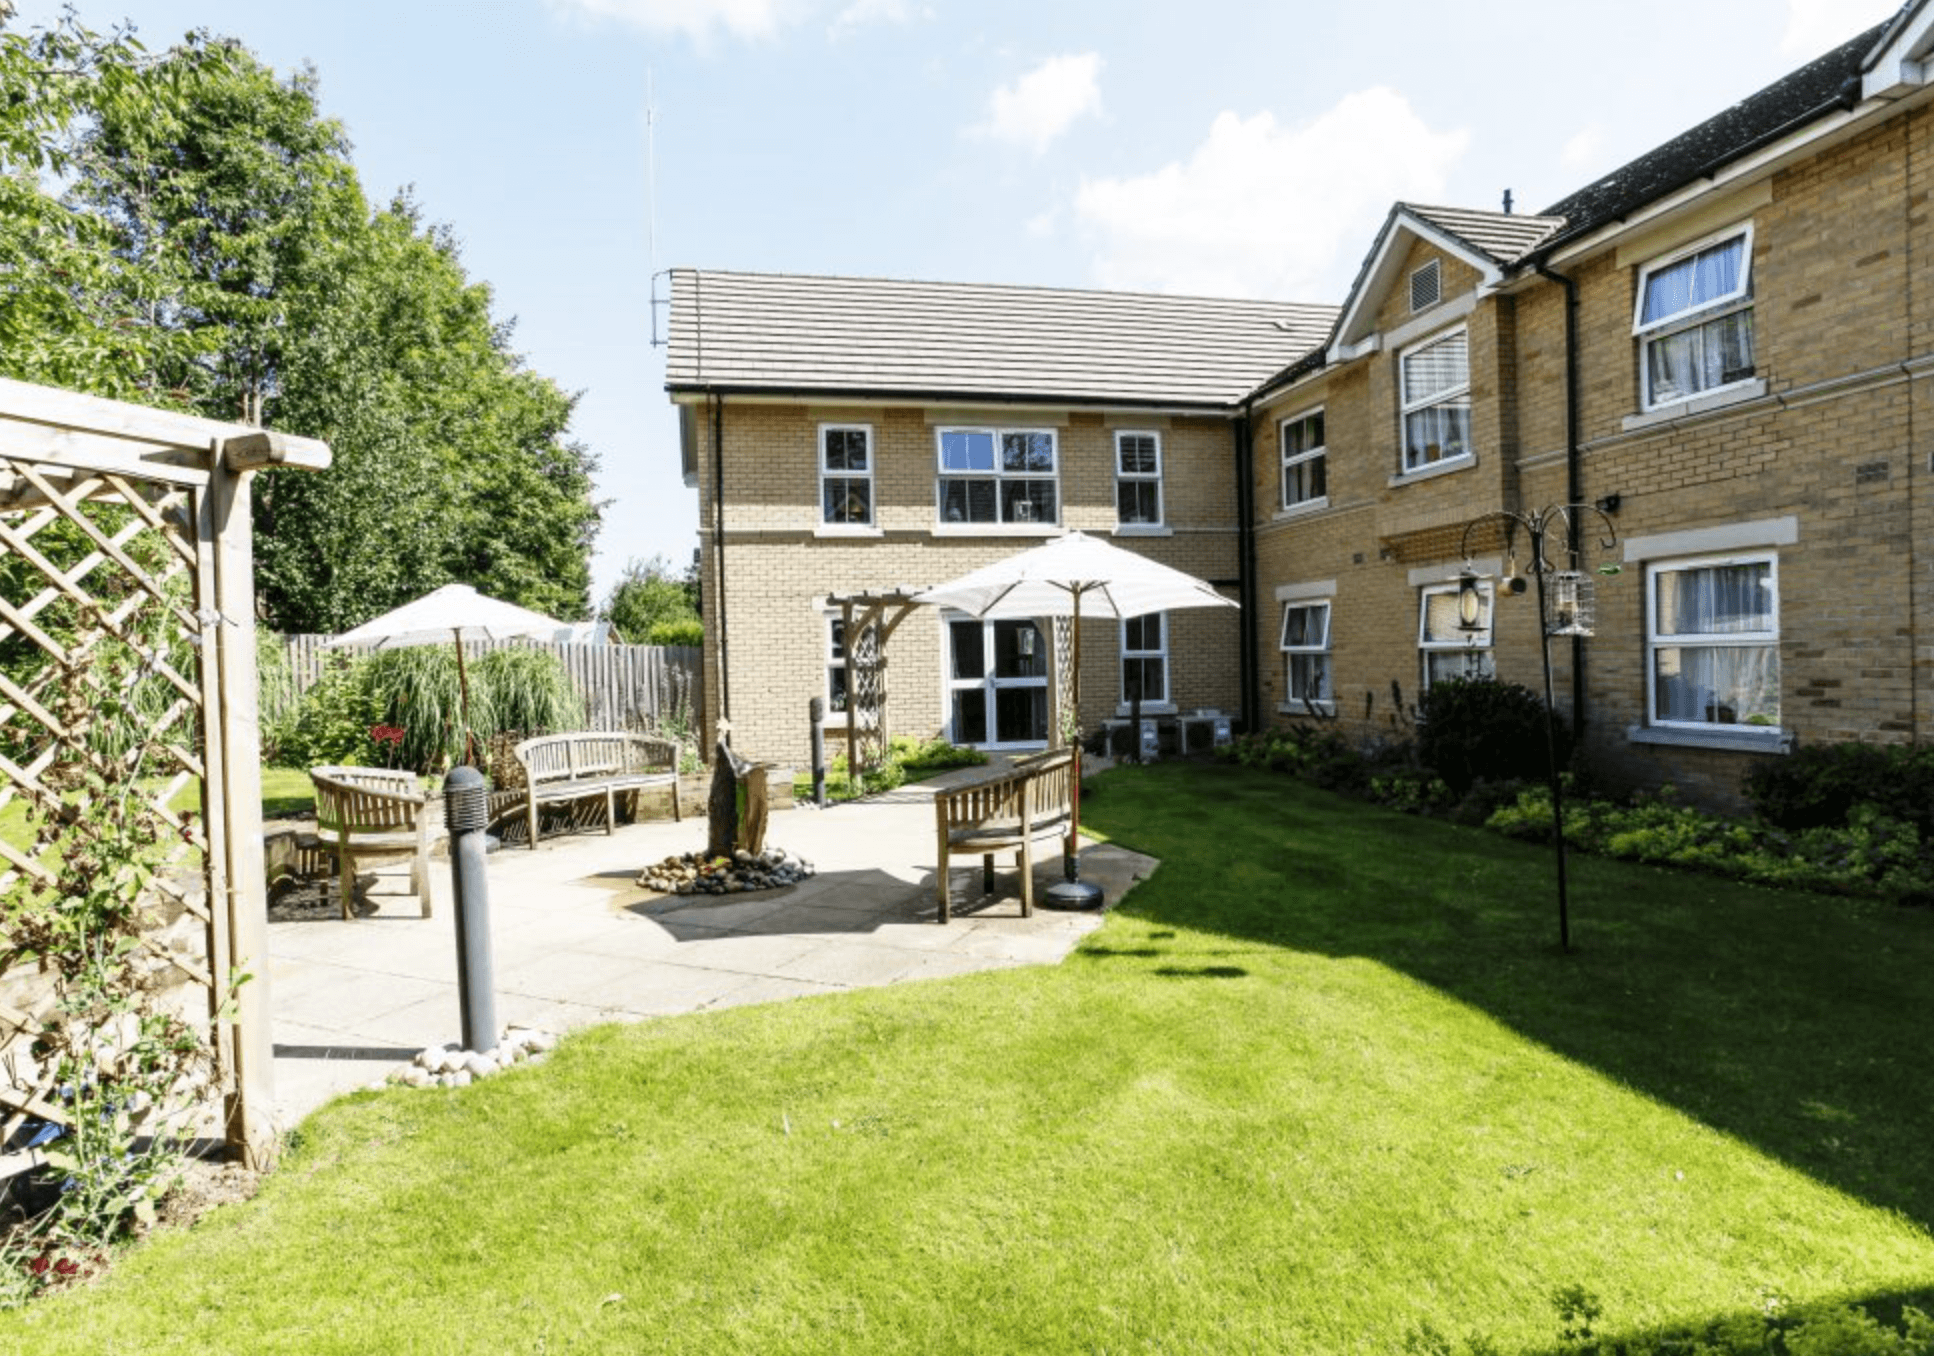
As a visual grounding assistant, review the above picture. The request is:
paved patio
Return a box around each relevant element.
[266,767,1154,1127]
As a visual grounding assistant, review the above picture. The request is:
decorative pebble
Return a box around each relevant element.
[390,1027,558,1091]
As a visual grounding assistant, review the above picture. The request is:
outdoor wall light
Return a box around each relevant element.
[1456,570,1485,631]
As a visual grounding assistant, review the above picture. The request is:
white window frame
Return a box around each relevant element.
[1398,326,1472,475]
[1119,612,1170,712]
[943,613,1050,750]
[1114,430,1164,528]
[1644,551,1781,733]
[1633,224,1756,412]
[823,613,876,722]
[1279,407,1327,512]
[1418,580,1494,690]
[818,424,874,527]
[935,426,1059,527]
[1279,600,1332,712]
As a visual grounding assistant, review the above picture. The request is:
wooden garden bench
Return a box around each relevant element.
[933,748,1076,923]
[309,766,433,920]
[511,732,681,849]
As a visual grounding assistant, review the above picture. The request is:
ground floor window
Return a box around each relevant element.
[945,615,1048,747]
[825,614,876,716]
[1120,612,1167,706]
[1280,601,1331,708]
[1647,553,1780,729]
[1419,581,1493,688]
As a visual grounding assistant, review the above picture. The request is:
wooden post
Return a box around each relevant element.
[208,449,278,1169]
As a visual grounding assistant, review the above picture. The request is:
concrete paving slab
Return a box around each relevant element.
[263,769,1155,1128]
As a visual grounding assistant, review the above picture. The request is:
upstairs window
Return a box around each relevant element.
[1279,601,1331,710]
[1419,580,1493,688]
[1400,327,1471,473]
[937,427,1058,525]
[1635,227,1755,409]
[1115,431,1163,527]
[820,425,873,525]
[1280,408,1327,510]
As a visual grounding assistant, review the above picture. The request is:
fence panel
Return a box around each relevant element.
[272,635,701,735]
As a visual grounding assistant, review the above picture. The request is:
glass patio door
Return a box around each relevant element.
[945,615,1048,749]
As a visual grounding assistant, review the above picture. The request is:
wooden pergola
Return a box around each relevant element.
[825,587,1078,771]
[826,588,925,777]
[0,376,330,1171]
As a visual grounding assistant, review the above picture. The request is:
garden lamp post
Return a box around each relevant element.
[1457,505,1618,953]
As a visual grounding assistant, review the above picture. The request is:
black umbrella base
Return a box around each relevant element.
[1042,877,1105,910]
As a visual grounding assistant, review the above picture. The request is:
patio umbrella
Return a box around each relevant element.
[321,583,573,765]
[915,530,1239,906]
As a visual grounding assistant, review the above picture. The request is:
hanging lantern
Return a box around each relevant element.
[1456,570,1485,632]
[1544,570,1595,637]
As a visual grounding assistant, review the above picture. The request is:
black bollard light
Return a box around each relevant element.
[809,697,827,808]
[443,765,497,1051]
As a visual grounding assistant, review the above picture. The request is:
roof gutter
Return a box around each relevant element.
[1527,76,1866,266]
[665,381,1248,417]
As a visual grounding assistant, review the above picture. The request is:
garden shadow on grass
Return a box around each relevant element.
[1082,762,1934,1235]
[1506,1282,1934,1356]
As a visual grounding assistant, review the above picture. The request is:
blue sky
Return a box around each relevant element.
[8,0,1902,609]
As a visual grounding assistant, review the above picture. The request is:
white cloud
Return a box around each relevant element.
[1781,0,1900,56]
[828,0,921,40]
[1560,123,1604,176]
[975,53,1104,154]
[1072,89,1468,301]
[544,0,806,43]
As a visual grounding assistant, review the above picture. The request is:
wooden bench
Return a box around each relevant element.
[933,748,1076,923]
[512,733,681,850]
[309,766,433,920]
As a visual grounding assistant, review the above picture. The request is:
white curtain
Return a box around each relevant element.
[1641,236,1745,325]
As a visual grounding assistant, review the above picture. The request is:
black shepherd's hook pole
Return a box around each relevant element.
[1458,506,1617,955]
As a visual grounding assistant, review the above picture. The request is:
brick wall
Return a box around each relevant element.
[691,402,1241,765]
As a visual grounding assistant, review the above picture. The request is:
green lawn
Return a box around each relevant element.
[6,763,1933,1352]
[0,768,319,856]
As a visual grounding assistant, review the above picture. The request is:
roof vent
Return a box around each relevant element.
[1410,259,1441,313]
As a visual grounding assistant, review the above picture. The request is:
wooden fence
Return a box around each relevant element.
[270,634,703,735]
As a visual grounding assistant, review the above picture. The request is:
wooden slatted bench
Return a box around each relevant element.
[310,766,433,919]
[933,748,1076,923]
[512,733,681,849]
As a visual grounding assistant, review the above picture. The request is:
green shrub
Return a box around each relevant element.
[474,648,584,740]
[645,617,704,647]
[272,654,380,769]
[890,735,987,771]
[1744,741,1934,835]
[1416,676,1568,797]
[1488,783,1934,905]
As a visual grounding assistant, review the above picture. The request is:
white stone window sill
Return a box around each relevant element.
[1113,524,1173,537]
[1389,455,1475,488]
[1622,379,1767,432]
[813,524,884,539]
[1113,703,1177,718]
[1273,498,1329,522]
[932,523,1062,538]
[1277,700,1336,718]
[1625,723,1793,754]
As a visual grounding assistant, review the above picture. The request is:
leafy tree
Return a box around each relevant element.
[0,10,206,397]
[0,14,601,631]
[600,554,701,644]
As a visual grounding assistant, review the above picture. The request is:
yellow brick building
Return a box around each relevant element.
[669,7,1934,809]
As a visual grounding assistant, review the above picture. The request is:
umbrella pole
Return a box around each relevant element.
[455,632,477,767]
[1046,585,1103,910]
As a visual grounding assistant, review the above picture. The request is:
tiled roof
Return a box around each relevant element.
[666,270,1337,408]
[1533,21,1889,252]
[1402,203,1566,264]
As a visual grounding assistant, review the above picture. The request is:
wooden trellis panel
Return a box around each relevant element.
[0,377,330,1170]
